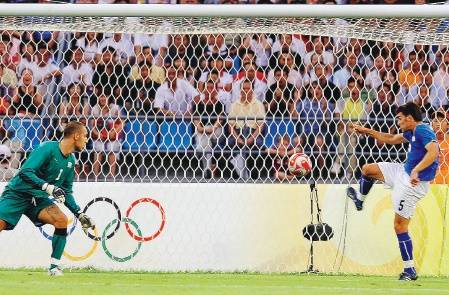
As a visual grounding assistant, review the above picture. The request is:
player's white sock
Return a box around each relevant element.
[50,258,60,269]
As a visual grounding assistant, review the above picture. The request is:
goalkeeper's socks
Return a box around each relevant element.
[397,232,416,275]
[51,228,67,269]
[358,175,374,201]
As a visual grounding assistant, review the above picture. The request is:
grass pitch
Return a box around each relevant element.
[0,270,448,295]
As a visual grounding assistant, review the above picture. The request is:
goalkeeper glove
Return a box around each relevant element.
[76,212,96,234]
[42,183,66,203]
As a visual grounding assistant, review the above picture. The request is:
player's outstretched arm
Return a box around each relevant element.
[61,167,95,234]
[350,123,405,145]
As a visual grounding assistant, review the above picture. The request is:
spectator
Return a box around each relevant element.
[295,81,333,136]
[12,68,43,117]
[431,111,449,184]
[335,78,368,121]
[232,63,267,107]
[97,33,134,64]
[333,79,367,178]
[227,79,266,179]
[309,62,340,104]
[75,32,101,63]
[90,88,123,178]
[193,79,225,179]
[267,51,309,88]
[365,55,386,91]
[409,70,447,109]
[362,83,399,163]
[62,46,94,89]
[0,33,20,71]
[92,46,129,99]
[134,32,168,66]
[58,83,89,124]
[369,83,397,133]
[265,67,297,117]
[398,58,423,88]
[413,84,436,119]
[241,34,273,70]
[304,36,335,67]
[271,34,306,59]
[16,41,37,75]
[129,46,165,84]
[235,48,256,73]
[346,38,373,69]
[33,44,62,98]
[204,34,228,58]
[166,34,200,68]
[198,57,233,93]
[340,76,376,109]
[433,61,449,92]
[332,52,360,89]
[154,66,200,117]
[123,61,161,117]
[0,59,18,98]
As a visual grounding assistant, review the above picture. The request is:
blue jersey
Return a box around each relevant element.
[403,124,438,181]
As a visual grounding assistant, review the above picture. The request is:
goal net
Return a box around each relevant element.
[0,3,448,275]
[1,4,448,184]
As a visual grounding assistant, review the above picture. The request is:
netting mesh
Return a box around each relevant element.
[0,15,448,184]
[2,16,449,44]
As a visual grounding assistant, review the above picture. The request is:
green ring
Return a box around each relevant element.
[101,218,142,262]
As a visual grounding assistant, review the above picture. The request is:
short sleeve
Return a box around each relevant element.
[416,125,437,147]
[403,130,412,142]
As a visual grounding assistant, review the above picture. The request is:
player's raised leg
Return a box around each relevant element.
[346,163,384,210]
[38,204,68,276]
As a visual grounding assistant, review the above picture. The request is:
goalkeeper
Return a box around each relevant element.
[0,121,95,276]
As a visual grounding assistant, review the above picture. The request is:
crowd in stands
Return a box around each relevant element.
[0,25,449,182]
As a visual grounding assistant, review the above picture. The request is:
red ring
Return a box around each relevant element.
[125,198,166,242]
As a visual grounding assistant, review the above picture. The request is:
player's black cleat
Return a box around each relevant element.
[346,187,363,211]
[399,272,418,281]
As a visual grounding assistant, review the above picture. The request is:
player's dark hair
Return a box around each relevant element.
[396,102,422,122]
[63,121,85,138]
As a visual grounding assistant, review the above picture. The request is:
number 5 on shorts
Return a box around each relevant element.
[398,200,404,211]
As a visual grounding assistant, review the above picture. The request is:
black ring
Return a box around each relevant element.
[82,197,121,241]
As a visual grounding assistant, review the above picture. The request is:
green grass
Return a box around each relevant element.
[0,270,448,295]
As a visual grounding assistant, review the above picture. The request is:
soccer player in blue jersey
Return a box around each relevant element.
[0,121,96,276]
[346,102,439,281]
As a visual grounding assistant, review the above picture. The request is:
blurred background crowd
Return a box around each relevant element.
[0,0,448,184]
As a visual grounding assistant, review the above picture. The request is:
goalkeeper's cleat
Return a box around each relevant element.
[346,187,363,211]
[399,272,418,281]
[48,266,64,276]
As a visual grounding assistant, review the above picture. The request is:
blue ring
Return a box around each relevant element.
[38,218,78,241]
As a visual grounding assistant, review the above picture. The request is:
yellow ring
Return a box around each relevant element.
[63,228,99,261]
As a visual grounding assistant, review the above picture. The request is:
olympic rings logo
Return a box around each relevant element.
[38,197,166,262]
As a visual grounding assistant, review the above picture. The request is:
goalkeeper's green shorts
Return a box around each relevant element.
[0,190,54,230]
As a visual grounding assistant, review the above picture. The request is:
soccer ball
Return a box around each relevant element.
[288,153,312,176]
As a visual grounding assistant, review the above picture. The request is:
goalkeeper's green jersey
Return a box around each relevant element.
[3,141,80,214]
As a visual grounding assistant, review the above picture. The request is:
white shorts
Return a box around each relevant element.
[378,162,430,219]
